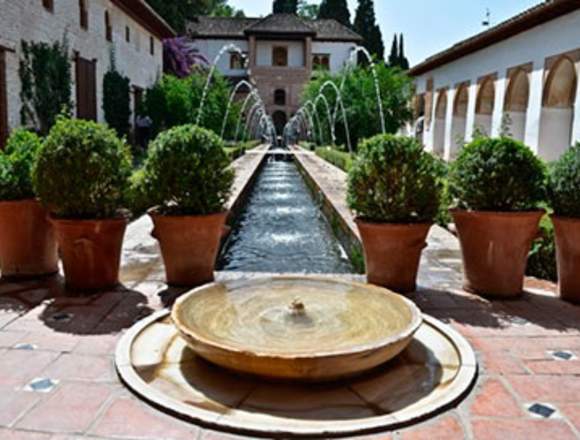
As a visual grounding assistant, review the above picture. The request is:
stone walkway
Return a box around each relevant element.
[0,151,579,439]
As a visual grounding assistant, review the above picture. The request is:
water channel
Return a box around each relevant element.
[218,157,354,274]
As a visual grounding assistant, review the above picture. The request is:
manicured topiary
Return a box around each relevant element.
[0,129,42,201]
[549,143,580,218]
[449,137,546,211]
[138,124,234,215]
[347,134,442,223]
[33,116,132,219]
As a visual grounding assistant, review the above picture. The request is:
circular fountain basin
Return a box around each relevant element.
[171,277,422,381]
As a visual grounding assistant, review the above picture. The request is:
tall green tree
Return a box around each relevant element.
[398,33,410,70]
[318,0,351,27]
[273,0,298,14]
[298,0,320,19]
[353,0,384,60]
[388,34,398,66]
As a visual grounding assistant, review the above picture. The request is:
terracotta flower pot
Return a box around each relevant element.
[50,216,128,291]
[451,209,543,298]
[0,199,59,278]
[552,216,580,304]
[356,219,432,293]
[150,211,227,287]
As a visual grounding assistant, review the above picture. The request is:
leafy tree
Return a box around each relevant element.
[398,34,410,70]
[318,0,351,27]
[298,0,320,19]
[302,63,413,149]
[273,0,298,14]
[387,33,410,69]
[388,34,398,66]
[353,0,384,60]
[103,50,131,137]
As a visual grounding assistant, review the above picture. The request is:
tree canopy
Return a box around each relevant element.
[353,0,384,60]
[318,0,351,27]
[273,0,298,14]
[388,34,410,70]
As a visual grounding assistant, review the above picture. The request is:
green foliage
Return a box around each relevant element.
[136,125,234,215]
[432,157,453,227]
[354,0,384,60]
[273,0,297,13]
[103,63,131,137]
[449,137,547,212]
[142,72,239,139]
[315,146,352,171]
[19,39,72,135]
[548,143,580,218]
[298,0,320,19]
[318,0,350,26]
[0,129,42,201]
[33,117,132,219]
[388,34,409,70]
[302,64,413,148]
[224,140,261,160]
[347,135,442,223]
[527,215,557,282]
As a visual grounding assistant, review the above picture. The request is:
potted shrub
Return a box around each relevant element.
[549,143,580,303]
[347,134,442,292]
[33,117,132,290]
[137,124,234,286]
[449,137,546,298]
[0,129,58,277]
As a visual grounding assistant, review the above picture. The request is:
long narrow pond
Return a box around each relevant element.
[219,157,354,274]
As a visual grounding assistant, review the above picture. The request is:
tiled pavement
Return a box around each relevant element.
[0,151,579,439]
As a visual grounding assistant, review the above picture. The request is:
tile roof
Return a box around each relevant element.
[409,0,580,76]
[187,15,362,42]
[113,0,176,39]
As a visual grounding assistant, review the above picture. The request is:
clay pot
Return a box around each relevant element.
[51,216,128,291]
[0,199,59,278]
[552,216,580,304]
[451,209,543,298]
[356,219,432,293]
[150,211,227,287]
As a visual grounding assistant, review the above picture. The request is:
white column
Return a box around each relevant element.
[572,80,580,145]
[444,88,455,161]
[524,63,545,153]
[424,92,437,152]
[465,81,478,142]
[490,76,507,137]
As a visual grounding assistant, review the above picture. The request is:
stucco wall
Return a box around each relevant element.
[192,38,249,77]
[311,41,356,72]
[0,0,164,131]
[414,9,580,160]
[256,40,305,68]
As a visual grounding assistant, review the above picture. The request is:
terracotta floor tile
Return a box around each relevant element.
[14,332,79,353]
[524,359,580,375]
[15,382,112,433]
[399,415,464,439]
[0,429,51,439]
[472,418,577,440]
[89,396,198,440]
[508,375,580,403]
[41,353,114,382]
[470,378,523,418]
[0,331,27,348]
[560,404,580,432]
[0,386,41,427]
[0,350,59,386]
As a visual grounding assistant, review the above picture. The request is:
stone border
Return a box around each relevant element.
[115,307,478,438]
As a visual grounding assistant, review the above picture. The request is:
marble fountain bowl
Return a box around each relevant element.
[171,277,423,382]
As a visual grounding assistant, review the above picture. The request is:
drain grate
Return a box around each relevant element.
[25,378,58,393]
[550,350,575,361]
[528,403,556,418]
[49,312,74,323]
[14,343,36,351]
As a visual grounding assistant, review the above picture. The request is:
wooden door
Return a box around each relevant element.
[0,50,8,149]
[76,56,97,121]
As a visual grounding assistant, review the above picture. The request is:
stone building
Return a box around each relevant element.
[187,13,362,134]
[0,0,175,147]
[411,0,580,162]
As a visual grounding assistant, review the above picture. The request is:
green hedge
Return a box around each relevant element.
[315,147,353,172]
[526,214,557,282]
[224,140,261,161]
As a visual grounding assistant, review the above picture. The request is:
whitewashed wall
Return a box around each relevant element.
[414,9,580,161]
[311,41,356,73]
[0,0,164,130]
[192,38,248,77]
[256,40,305,67]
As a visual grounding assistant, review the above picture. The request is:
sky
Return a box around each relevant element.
[227,0,541,65]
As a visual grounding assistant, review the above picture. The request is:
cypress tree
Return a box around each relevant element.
[273,0,298,14]
[388,34,398,67]
[399,33,410,70]
[353,0,384,60]
[318,0,351,27]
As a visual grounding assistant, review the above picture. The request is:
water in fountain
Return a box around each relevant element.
[319,81,353,153]
[234,90,259,142]
[220,80,255,139]
[196,43,247,126]
[315,93,336,145]
[303,101,324,145]
[219,159,353,274]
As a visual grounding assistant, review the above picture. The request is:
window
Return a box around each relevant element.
[274,89,286,106]
[150,36,155,56]
[230,52,246,70]
[0,50,8,149]
[313,54,330,70]
[105,11,112,42]
[79,0,88,29]
[76,56,97,121]
[42,0,54,12]
[273,46,288,67]
[125,26,131,43]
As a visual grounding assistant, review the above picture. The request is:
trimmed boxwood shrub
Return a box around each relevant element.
[137,124,234,216]
[0,129,42,201]
[549,143,580,218]
[347,134,442,223]
[315,146,353,172]
[449,137,546,211]
[33,117,132,219]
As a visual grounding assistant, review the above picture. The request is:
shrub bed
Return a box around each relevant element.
[0,129,42,200]
[315,146,353,172]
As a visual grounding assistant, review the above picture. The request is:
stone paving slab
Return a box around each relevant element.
[0,149,579,439]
